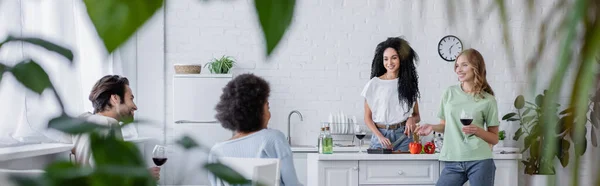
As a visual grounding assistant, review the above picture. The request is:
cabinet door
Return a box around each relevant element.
[320,161,358,186]
[292,153,307,186]
[493,160,518,186]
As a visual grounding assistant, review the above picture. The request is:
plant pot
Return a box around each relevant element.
[527,174,556,186]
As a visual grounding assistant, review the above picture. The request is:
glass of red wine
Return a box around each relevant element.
[460,110,473,143]
[354,126,366,153]
[152,145,167,167]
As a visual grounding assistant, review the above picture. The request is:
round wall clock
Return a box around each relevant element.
[437,35,463,62]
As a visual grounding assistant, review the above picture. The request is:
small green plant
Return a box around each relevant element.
[205,56,235,74]
[498,130,505,140]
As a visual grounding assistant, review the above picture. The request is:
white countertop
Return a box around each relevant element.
[0,143,73,162]
[291,145,370,152]
[308,153,522,160]
[0,137,155,162]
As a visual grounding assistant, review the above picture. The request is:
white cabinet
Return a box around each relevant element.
[319,161,358,186]
[359,160,439,185]
[292,153,308,185]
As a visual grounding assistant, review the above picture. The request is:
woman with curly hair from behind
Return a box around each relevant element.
[208,73,302,186]
[362,37,421,152]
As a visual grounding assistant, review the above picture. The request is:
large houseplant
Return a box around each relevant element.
[502,90,598,175]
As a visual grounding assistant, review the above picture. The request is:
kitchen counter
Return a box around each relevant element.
[306,152,522,186]
[309,153,522,160]
[291,145,370,152]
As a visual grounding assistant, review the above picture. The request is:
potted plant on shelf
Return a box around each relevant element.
[501,90,597,185]
[496,130,505,147]
[205,55,235,74]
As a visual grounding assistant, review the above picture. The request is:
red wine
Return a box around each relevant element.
[355,134,366,140]
[153,158,167,166]
[460,119,473,126]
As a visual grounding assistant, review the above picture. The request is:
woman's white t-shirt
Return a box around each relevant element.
[361,77,413,125]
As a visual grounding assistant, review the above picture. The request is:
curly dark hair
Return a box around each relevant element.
[370,37,420,112]
[215,73,271,133]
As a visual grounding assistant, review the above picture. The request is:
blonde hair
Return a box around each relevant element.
[455,48,494,98]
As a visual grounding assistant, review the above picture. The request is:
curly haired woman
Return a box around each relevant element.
[361,37,421,151]
[208,73,302,186]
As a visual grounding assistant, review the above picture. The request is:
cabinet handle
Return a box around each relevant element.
[397,171,404,175]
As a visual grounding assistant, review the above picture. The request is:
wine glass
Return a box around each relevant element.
[152,145,167,167]
[459,110,473,143]
[354,125,367,153]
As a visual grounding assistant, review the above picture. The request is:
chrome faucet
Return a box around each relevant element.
[287,110,303,145]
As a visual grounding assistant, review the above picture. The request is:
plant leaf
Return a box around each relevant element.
[557,138,570,167]
[49,115,109,134]
[515,95,525,109]
[522,115,535,125]
[507,118,520,121]
[535,94,544,106]
[514,128,524,141]
[523,108,532,116]
[10,60,51,94]
[176,136,199,150]
[42,161,93,185]
[0,63,5,83]
[0,36,74,62]
[530,138,540,160]
[83,0,164,53]
[559,107,573,115]
[502,112,517,120]
[254,0,295,56]
[204,163,251,185]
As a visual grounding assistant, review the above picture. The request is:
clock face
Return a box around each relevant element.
[438,35,463,61]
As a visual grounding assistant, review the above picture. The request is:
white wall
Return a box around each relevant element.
[129,0,599,185]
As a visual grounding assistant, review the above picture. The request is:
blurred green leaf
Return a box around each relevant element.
[89,132,154,186]
[522,115,535,125]
[523,108,532,116]
[43,161,93,186]
[535,94,544,106]
[559,107,573,115]
[10,60,51,94]
[0,36,74,62]
[557,138,570,167]
[501,112,516,120]
[514,128,523,141]
[507,118,520,121]
[0,63,5,83]
[514,95,525,109]
[530,139,540,161]
[254,0,295,56]
[83,0,164,53]
[176,136,199,150]
[49,115,109,134]
[204,163,250,185]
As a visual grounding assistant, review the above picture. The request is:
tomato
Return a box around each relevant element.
[409,142,422,154]
[424,142,436,154]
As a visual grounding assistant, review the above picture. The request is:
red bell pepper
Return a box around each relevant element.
[424,142,436,154]
[409,142,422,154]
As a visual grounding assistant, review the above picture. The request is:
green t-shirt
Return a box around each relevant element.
[437,85,500,161]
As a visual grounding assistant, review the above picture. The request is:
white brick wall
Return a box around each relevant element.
[141,0,597,185]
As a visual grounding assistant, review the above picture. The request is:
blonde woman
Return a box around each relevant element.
[416,49,499,186]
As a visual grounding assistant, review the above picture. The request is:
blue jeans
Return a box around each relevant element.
[369,126,412,151]
[437,159,496,186]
